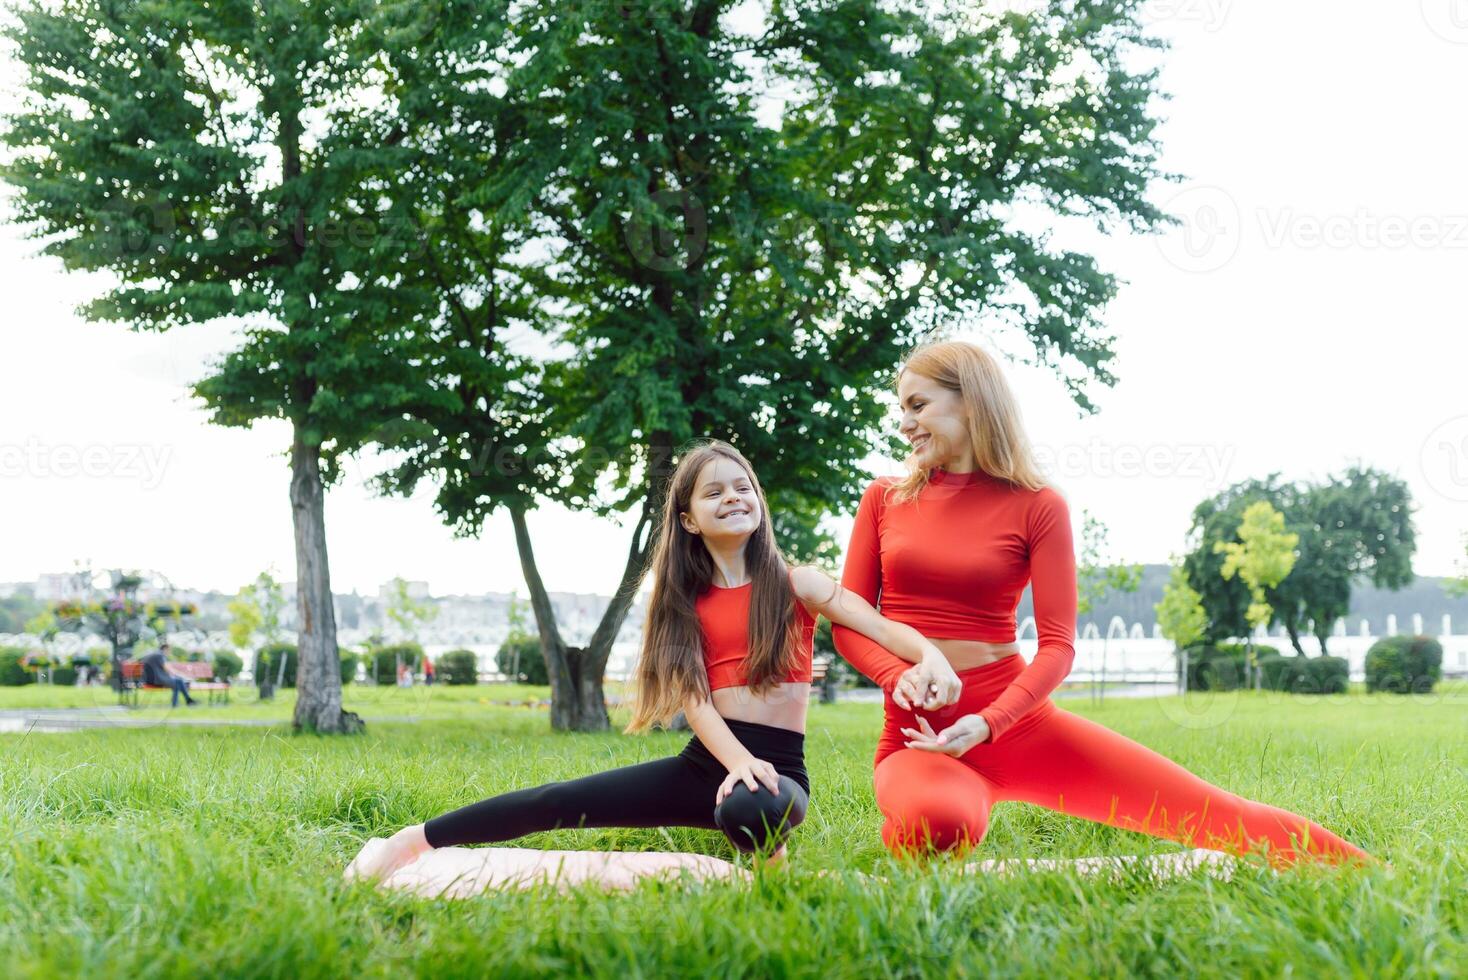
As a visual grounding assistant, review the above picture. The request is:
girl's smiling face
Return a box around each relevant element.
[679,456,762,542]
[897,369,969,469]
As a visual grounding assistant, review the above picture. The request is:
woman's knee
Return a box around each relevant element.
[875,751,992,854]
[880,798,989,854]
[715,776,806,853]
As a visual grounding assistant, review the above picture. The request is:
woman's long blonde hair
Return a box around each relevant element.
[886,340,1051,505]
[625,440,804,733]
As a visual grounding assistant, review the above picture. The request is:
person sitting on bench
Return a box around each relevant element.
[138,642,197,707]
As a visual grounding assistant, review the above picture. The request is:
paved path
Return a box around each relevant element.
[0,708,427,732]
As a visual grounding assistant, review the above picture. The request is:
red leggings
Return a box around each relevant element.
[874,655,1371,868]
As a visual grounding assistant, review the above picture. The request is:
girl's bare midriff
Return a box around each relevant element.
[931,637,1022,671]
[711,682,810,734]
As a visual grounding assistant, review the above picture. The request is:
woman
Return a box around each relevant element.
[832,340,1372,868]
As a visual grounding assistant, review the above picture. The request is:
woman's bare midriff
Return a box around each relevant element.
[930,637,1022,671]
[711,682,810,734]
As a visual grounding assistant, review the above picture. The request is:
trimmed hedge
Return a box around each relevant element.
[254,643,298,688]
[496,634,546,685]
[1365,635,1443,694]
[212,650,244,683]
[1182,643,1278,691]
[370,643,422,685]
[1257,652,1349,694]
[0,647,35,686]
[438,649,479,686]
[340,649,360,685]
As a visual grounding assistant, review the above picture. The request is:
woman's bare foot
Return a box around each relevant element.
[344,824,433,884]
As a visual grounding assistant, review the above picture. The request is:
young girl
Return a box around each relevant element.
[347,439,955,883]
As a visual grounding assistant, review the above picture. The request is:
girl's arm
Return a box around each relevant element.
[793,565,962,710]
[829,480,924,691]
[792,565,946,668]
[682,695,783,802]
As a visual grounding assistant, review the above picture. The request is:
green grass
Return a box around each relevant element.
[1,687,1464,977]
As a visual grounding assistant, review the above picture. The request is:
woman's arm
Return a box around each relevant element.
[974,489,1078,742]
[830,481,921,692]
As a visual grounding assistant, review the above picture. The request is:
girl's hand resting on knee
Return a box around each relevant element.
[901,713,990,757]
[716,757,782,805]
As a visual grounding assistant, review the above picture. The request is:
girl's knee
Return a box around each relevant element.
[715,778,806,854]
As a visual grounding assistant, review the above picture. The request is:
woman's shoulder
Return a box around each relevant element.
[859,475,901,505]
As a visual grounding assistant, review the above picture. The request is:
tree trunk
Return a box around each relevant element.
[508,438,671,732]
[1284,620,1307,658]
[288,426,363,734]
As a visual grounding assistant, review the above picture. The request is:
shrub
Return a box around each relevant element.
[1257,652,1306,692]
[212,650,244,684]
[254,644,298,688]
[0,647,35,686]
[438,649,479,685]
[496,634,546,685]
[370,643,422,685]
[1366,635,1443,694]
[1183,643,1280,691]
[50,665,79,686]
[340,649,360,685]
[1300,655,1350,695]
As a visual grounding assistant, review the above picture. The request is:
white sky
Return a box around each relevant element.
[2,0,1466,598]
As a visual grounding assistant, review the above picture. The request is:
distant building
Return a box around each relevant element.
[34,573,89,601]
[379,579,432,600]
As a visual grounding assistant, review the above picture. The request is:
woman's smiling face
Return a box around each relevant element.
[679,456,762,541]
[897,369,969,469]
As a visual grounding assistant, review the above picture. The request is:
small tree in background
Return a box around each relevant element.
[1447,531,1468,599]
[383,578,439,680]
[1076,510,1144,620]
[1075,510,1142,699]
[1214,501,1298,689]
[1155,559,1207,690]
[228,570,288,698]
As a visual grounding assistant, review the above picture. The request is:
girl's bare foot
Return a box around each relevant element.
[344,824,432,884]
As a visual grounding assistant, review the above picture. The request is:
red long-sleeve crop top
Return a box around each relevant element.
[832,467,1077,741]
[696,575,817,691]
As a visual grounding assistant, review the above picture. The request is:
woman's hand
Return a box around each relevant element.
[900,713,991,757]
[892,649,963,711]
[716,757,782,806]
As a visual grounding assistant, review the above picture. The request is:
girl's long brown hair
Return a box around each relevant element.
[626,440,805,733]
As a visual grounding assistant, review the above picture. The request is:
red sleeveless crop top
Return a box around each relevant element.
[695,571,817,692]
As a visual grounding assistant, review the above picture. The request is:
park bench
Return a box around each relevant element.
[119,660,230,707]
[811,655,836,704]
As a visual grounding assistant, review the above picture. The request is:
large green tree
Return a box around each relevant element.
[365,0,1174,729]
[2,0,439,732]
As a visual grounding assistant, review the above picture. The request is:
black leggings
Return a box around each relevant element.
[423,719,810,855]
